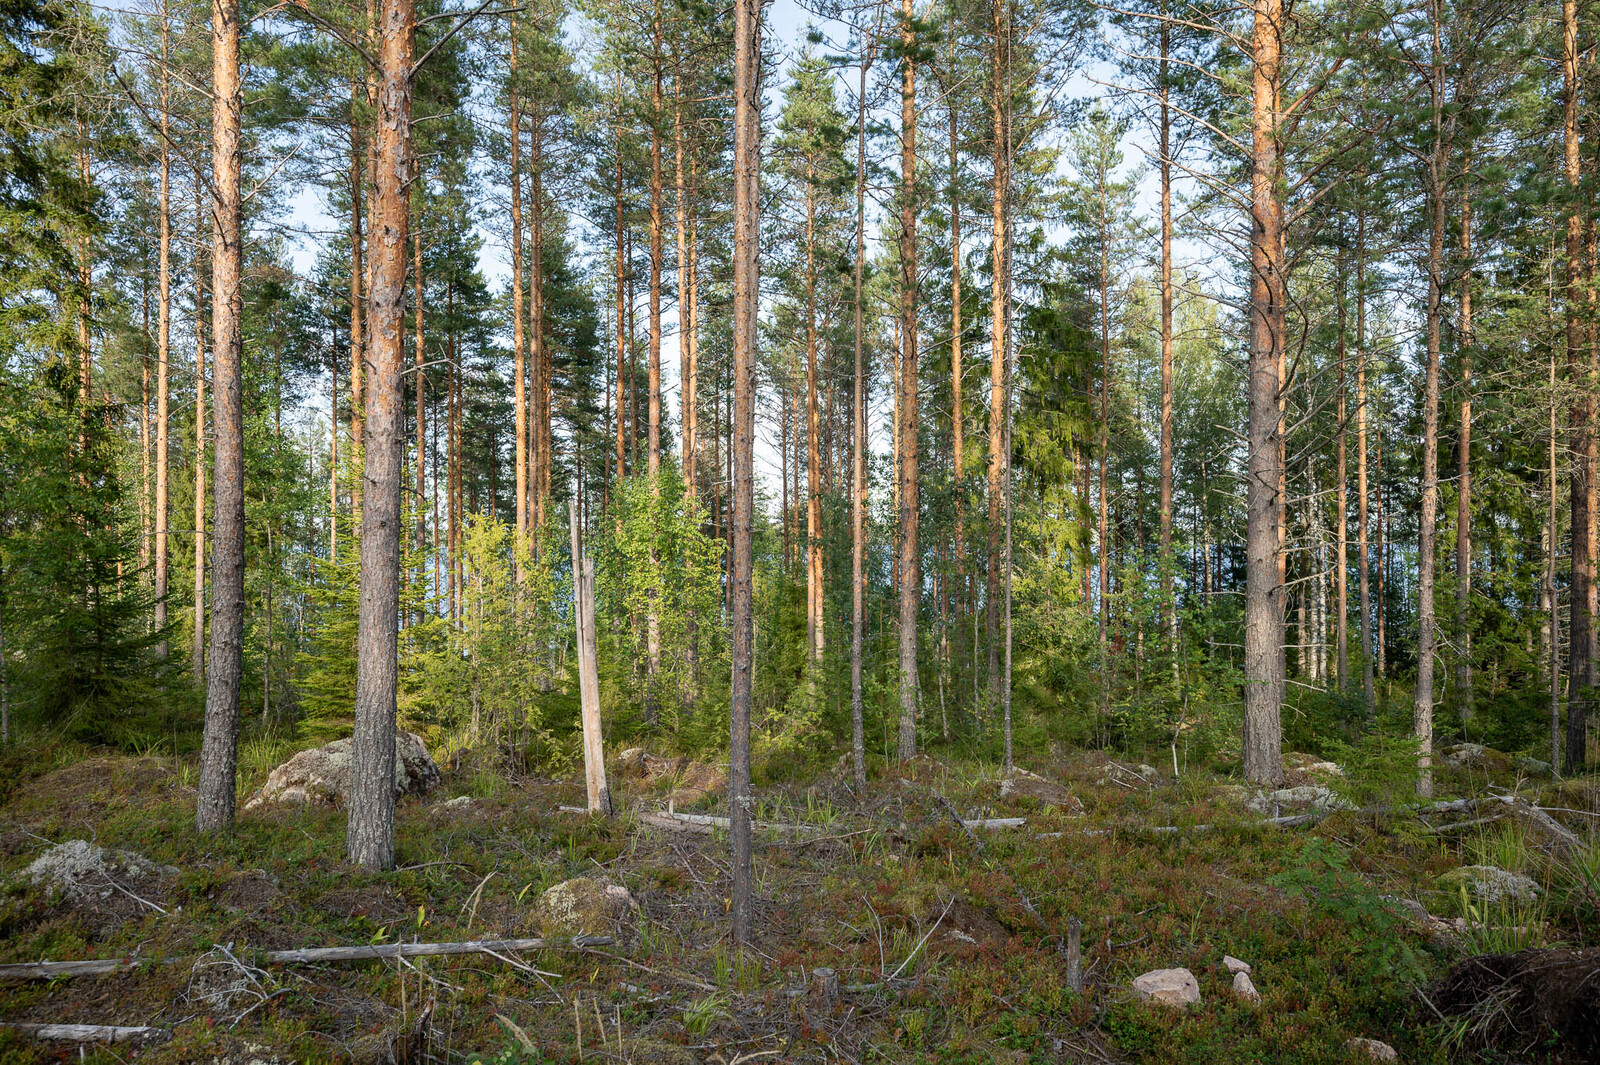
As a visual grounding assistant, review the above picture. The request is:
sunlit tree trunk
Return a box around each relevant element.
[510,14,527,554]
[196,0,245,834]
[1242,0,1285,786]
[348,0,416,869]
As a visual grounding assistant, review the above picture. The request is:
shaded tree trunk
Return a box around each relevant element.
[1456,175,1473,724]
[896,0,920,762]
[1565,0,1593,774]
[850,45,871,790]
[154,5,172,658]
[728,0,760,946]
[986,0,1008,713]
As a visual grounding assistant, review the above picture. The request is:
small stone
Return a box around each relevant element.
[1231,971,1261,1005]
[1131,967,1201,1008]
[1443,743,1487,768]
[1346,1037,1398,1062]
[442,795,474,809]
[534,877,634,937]
[1223,955,1251,974]
[1515,756,1554,776]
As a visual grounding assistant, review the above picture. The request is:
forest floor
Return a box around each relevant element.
[0,739,1597,1064]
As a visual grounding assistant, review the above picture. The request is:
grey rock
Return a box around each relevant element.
[1346,1037,1398,1061]
[1131,967,1201,1008]
[1223,955,1251,975]
[243,730,440,810]
[1231,970,1261,1005]
[1437,864,1540,904]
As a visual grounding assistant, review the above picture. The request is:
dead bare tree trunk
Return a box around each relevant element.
[195,0,244,834]
[571,504,611,815]
[348,0,415,870]
[1242,0,1285,786]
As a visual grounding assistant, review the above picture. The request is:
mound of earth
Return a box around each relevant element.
[15,839,175,898]
[998,768,1084,813]
[243,730,440,810]
[1432,948,1600,1057]
[610,749,727,804]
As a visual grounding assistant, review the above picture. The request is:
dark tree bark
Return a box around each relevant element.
[1565,0,1593,774]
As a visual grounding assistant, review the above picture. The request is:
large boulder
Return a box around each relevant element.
[534,877,634,938]
[1132,968,1201,1009]
[243,731,440,811]
[1438,865,1541,905]
[1247,786,1352,815]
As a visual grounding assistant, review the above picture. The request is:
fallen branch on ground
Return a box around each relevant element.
[0,935,614,982]
[0,1023,167,1044]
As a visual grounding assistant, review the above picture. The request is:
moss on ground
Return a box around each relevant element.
[0,740,1594,1063]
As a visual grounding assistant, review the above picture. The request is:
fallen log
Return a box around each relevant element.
[0,935,614,982]
[963,817,1028,831]
[1,1023,168,1044]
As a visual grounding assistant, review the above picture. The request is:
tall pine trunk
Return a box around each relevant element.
[154,4,172,658]
[986,0,1007,713]
[1565,0,1593,773]
[850,48,871,789]
[1455,175,1473,723]
[348,0,415,869]
[196,0,244,834]
[1242,0,1285,786]
[728,0,760,946]
[896,0,921,762]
